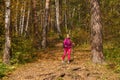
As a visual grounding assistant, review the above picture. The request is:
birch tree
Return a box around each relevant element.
[19,3,23,35]
[3,0,11,64]
[64,0,68,33]
[21,1,26,35]
[41,0,50,48]
[25,2,30,37]
[55,0,61,37]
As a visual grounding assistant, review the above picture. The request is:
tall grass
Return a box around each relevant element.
[104,43,120,73]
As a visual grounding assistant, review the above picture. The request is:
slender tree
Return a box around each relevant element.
[21,1,26,35]
[3,0,11,64]
[15,0,19,35]
[32,0,40,48]
[19,3,23,35]
[90,0,104,63]
[41,0,50,48]
[55,0,61,37]
[25,2,30,37]
[64,0,68,33]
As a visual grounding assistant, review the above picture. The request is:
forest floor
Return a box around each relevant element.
[2,43,120,80]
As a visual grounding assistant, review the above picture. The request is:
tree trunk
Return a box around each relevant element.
[40,0,44,33]
[64,0,68,33]
[15,0,18,35]
[41,0,50,48]
[90,0,104,63]
[32,0,40,49]
[21,1,26,35]
[3,0,11,64]
[25,6,30,37]
[19,4,23,35]
[55,0,61,37]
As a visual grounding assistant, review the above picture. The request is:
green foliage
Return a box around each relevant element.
[0,36,4,53]
[104,46,120,73]
[0,0,119,78]
[0,0,120,67]
[56,77,63,80]
[11,36,35,64]
[114,65,120,73]
[0,63,7,78]
[104,48,120,63]
[101,0,120,43]
[0,35,5,59]
[0,63,15,78]
[72,28,89,46]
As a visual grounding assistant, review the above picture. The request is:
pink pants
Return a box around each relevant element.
[62,48,71,61]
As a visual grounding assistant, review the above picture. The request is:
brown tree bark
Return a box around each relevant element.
[15,0,19,35]
[64,0,68,33]
[41,0,50,48]
[90,0,104,63]
[32,0,40,49]
[3,0,11,64]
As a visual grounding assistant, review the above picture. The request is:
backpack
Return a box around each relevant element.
[63,38,72,48]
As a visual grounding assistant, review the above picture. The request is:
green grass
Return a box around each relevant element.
[0,63,15,79]
[104,47,120,73]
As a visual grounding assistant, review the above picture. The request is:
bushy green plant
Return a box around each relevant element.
[72,28,89,46]
[104,46,120,72]
[104,48,120,63]
[11,36,35,64]
[0,63,7,78]
[114,65,120,73]
[0,63,12,78]
[0,63,16,79]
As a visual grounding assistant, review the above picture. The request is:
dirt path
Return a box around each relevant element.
[2,48,120,80]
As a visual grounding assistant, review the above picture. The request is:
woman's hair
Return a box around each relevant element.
[67,34,70,38]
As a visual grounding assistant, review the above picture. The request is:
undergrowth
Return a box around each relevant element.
[104,44,120,74]
[0,63,15,79]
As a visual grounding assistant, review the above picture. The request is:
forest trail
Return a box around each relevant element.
[2,43,120,80]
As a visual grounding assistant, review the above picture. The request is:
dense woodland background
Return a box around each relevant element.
[0,0,120,78]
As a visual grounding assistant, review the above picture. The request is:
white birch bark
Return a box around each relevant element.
[55,0,61,36]
[64,0,68,33]
[19,5,23,35]
[3,0,11,64]
[41,0,50,48]
[21,1,26,35]
[25,7,30,36]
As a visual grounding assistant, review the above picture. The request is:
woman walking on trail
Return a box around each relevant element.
[62,34,74,64]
